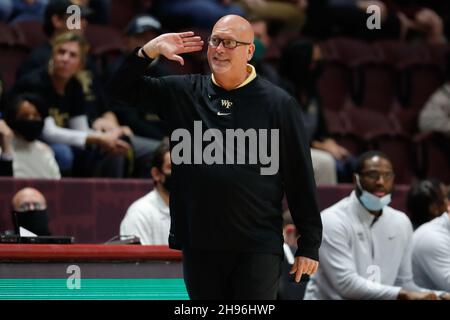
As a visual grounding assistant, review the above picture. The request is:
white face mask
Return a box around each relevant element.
[355,174,392,211]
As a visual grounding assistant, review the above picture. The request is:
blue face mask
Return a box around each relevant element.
[355,175,391,211]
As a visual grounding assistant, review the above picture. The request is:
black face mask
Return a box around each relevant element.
[12,209,51,236]
[162,173,172,193]
[14,120,44,142]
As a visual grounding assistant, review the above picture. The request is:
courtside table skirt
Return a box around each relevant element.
[0,244,187,300]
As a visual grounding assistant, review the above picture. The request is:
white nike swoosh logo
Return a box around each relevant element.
[217,112,231,116]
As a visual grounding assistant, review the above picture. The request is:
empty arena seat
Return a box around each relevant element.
[320,37,378,67]
[403,64,444,110]
[12,20,47,49]
[109,0,138,30]
[373,135,417,184]
[316,62,353,111]
[84,24,125,56]
[415,132,450,184]
[0,22,18,46]
[0,46,30,90]
[342,106,401,141]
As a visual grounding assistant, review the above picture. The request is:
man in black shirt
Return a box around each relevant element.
[108,15,322,300]
[105,14,171,141]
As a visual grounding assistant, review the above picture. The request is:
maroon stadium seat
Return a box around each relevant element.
[416,132,450,184]
[12,20,47,49]
[320,38,400,113]
[373,135,417,184]
[0,21,24,47]
[374,40,429,68]
[391,107,420,136]
[0,46,30,90]
[323,109,348,135]
[404,64,444,110]
[320,37,377,67]
[356,63,398,113]
[84,24,125,56]
[375,40,445,109]
[109,0,152,31]
[110,0,137,30]
[316,62,352,111]
[342,105,401,141]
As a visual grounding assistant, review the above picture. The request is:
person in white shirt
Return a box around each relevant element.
[120,140,171,245]
[412,182,450,292]
[4,93,61,179]
[304,151,450,300]
[407,179,448,229]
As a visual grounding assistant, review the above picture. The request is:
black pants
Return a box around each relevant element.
[182,250,282,300]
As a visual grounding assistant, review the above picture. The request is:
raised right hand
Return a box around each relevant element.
[141,31,204,66]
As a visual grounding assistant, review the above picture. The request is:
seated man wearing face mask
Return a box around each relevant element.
[120,140,171,245]
[11,187,51,236]
[4,93,61,179]
[304,151,450,300]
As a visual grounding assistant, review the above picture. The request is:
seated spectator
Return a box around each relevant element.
[407,178,448,229]
[16,0,105,128]
[279,40,354,185]
[105,14,171,141]
[4,93,60,179]
[16,0,110,129]
[304,0,445,44]
[11,32,132,177]
[17,0,90,79]
[248,17,282,86]
[419,52,450,138]
[0,0,13,21]
[412,192,450,291]
[304,151,449,300]
[17,2,161,177]
[4,0,48,24]
[11,187,51,236]
[0,119,14,176]
[120,140,171,245]
[383,0,446,44]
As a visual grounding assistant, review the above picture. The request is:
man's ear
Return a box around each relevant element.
[247,43,255,61]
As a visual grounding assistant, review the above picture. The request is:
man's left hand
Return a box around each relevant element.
[289,256,319,283]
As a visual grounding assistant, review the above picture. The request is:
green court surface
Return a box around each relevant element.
[0,279,189,300]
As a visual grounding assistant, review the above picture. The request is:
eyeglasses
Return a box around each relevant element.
[16,202,47,212]
[361,171,395,181]
[208,36,251,49]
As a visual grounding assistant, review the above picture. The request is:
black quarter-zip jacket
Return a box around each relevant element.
[107,50,322,260]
